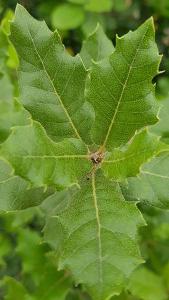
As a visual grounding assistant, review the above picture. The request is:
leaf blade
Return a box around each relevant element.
[86,18,161,149]
[0,121,91,189]
[10,4,94,144]
[121,150,169,209]
[80,23,114,69]
[0,159,53,211]
[44,171,145,300]
[102,130,166,180]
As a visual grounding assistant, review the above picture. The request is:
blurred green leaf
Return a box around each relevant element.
[0,235,11,266]
[51,3,85,30]
[147,0,169,18]
[111,292,137,300]
[1,9,14,35]
[1,277,28,300]
[128,266,168,300]
[68,0,86,4]
[85,0,113,12]
[1,9,19,69]
[16,228,71,300]
[0,73,13,103]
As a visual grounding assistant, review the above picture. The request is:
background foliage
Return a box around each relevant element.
[0,0,169,299]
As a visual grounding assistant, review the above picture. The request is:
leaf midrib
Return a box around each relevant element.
[92,172,103,285]
[142,170,169,179]
[0,176,17,184]
[19,155,89,159]
[103,148,153,164]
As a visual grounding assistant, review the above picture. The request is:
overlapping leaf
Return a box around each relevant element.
[150,97,169,142]
[0,98,30,143]
[127,266,167,300]
[122,150,169,209]
[86,18,161,149]
[44,171,145,300]
[0,158,53,211]
[80,23,114,69]
[102,130,167,180]
[10,4,94,144]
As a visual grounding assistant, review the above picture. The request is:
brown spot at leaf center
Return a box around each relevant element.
[90,151,104,165]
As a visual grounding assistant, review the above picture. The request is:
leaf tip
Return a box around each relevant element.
[90,22,100,36]
[145,16,155,29]
[15,3,26,16]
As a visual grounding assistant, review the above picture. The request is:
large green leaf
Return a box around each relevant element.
[86,18,161,150]
[80,23,114,69]
[102,130,166,181]
[0,121,91,189]
[10,4,94,144]
[44,171,145,300]
[0,8,163,300]
[0,158,53,211]
[121,150,169,209]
